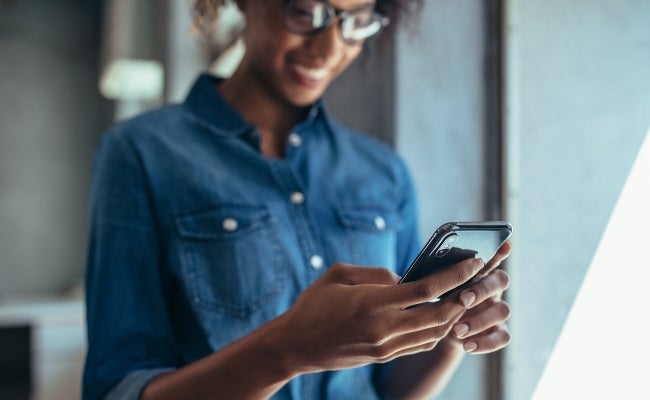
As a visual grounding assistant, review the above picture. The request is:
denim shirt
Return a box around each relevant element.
[83,74,421,400]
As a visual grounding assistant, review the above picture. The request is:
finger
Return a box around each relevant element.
[458,297,493,318]
[457,269,510,309]
[459,324,511,354]
[375,340,443,364]
[393,298,466,332]
[481,240,512,275]
[386,258,485,307]
[452,300,511,339]
[364,321,456,361]
[374,317,463,362]
[326,263,400,285]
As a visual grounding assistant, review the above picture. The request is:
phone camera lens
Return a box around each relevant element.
[434,234,457,258]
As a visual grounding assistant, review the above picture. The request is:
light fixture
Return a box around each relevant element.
[99,0,164,103]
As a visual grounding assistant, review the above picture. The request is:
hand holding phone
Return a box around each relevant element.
[399,221,512,298]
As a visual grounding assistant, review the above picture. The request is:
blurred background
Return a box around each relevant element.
[0,0,648,399]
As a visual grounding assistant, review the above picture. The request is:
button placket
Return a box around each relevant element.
[267,159,324,280]
[287,191,325,272]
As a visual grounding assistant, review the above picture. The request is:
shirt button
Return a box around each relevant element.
[310,255,324,269]
[290,191,305,205]
[222,218,238,232]
[288,132,302,147]
[374,216,386,230]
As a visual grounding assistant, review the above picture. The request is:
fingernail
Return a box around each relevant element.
[453,323,469,338]
[473,258,485,272]
[464,341,478,353]
[460,291,476,308]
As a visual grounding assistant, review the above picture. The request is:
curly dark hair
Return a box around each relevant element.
[193,0,423,42]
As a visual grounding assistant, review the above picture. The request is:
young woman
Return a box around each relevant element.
[83,1,512,399]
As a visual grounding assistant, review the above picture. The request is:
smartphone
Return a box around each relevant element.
[399,221,512,297]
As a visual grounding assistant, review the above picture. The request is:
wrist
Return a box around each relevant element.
[254,313,306,382]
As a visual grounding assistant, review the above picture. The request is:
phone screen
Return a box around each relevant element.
[399,222,512,288]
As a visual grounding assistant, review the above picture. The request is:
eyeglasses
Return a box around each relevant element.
[283,0,390,45]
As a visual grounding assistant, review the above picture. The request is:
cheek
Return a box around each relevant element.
[244,11,294,63]
[254,32,304,69]
[333,46,364,77]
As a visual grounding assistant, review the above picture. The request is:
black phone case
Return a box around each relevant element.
[398,222,512,293]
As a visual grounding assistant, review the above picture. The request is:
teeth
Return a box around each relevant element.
[294,64,328,80]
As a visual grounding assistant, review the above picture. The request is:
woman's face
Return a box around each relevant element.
[237,0,373,107]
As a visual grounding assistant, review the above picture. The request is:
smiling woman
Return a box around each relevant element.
[82,0,513,399]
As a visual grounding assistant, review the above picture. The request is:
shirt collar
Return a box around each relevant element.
[183,73,251,135]
[183,73,327,136]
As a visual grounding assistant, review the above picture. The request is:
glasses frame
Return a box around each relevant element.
[283,0,390,45]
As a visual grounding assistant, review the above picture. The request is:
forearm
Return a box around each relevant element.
[142,316,299,400]
[382,338,465,399]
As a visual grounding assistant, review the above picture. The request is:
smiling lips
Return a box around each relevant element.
[293,63,330,82]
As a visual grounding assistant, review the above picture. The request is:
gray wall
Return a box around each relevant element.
[325,35,396,146]
[504,1,650,399]
[396,1,487,234]
[0,0,105,298]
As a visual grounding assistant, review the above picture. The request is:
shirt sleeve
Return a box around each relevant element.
[82,127,180,400]
[104,369,174,400]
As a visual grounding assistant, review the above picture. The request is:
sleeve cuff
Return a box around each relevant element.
[105,368,175,400]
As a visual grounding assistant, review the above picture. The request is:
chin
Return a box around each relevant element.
[283,87,326,108]
[290,95,321,107]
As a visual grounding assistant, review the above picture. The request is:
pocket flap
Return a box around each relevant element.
[175,204,272,240]
[336,206,400,232]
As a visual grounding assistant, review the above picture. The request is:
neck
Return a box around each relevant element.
[219,66,309,158]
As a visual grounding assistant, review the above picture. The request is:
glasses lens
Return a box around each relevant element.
[340,12,387,41]
[284,0,390,43]
[285,0,332,33]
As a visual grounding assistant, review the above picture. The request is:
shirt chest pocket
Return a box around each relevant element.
[336,206,400,271]
[174,204,285,319]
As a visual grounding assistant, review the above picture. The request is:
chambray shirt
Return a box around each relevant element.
[83,74,421,400]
